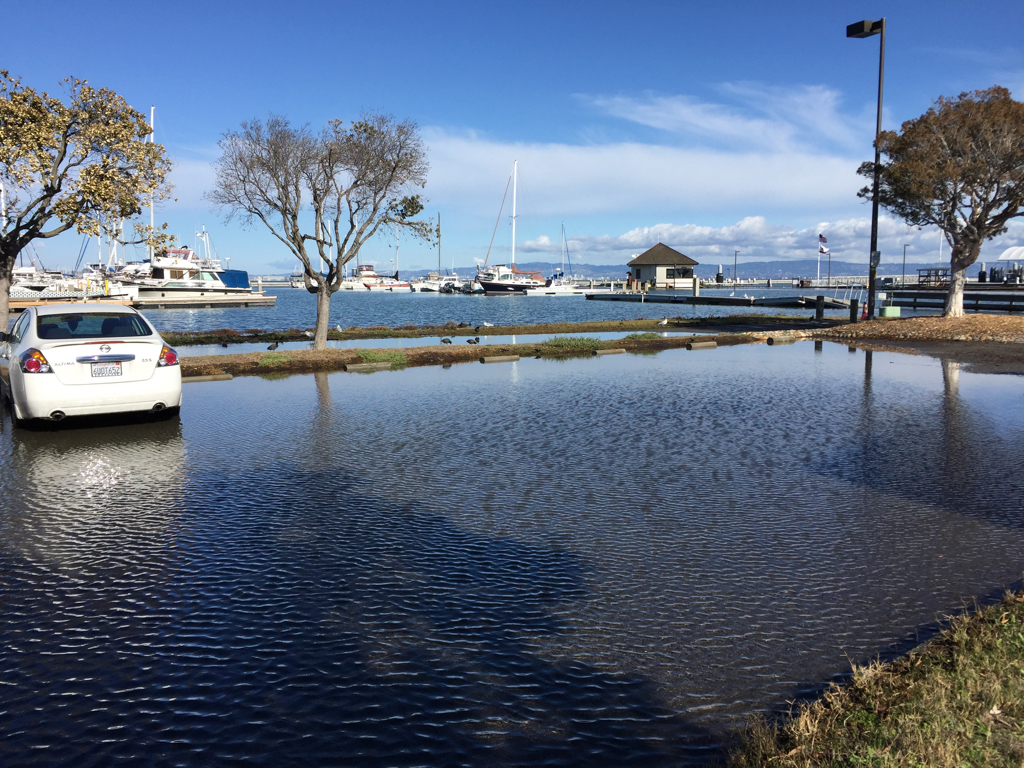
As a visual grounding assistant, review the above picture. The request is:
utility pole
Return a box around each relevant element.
[734,250,739,285]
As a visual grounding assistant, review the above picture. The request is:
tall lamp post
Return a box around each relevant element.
[847,17,886,320]
[902,243,909,286]
[734,250,739,285]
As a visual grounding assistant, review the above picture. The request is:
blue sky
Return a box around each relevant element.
[7,0,1024,274]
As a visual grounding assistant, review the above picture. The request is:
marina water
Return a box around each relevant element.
[140,286,900,335]
[1,341,1022,765]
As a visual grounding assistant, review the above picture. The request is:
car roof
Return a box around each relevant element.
[33,303,139,317]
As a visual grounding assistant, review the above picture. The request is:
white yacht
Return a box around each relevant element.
[116,247,261,299]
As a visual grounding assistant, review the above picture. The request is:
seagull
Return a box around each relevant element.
[658,318,669,326]
[441,338,452,344]
[304,331,315,338]
[267,342,279,350]
[482,321,494,327]
[335,325,343,333]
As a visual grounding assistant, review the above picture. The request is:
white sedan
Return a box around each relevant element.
[0,304,182,424]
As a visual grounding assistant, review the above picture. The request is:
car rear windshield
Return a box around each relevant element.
[36,313,153,340]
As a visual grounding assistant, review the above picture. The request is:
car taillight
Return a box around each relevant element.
[20,349,53,374]
[158,345,178,366]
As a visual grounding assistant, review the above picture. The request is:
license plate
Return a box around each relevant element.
[91,361,122,378]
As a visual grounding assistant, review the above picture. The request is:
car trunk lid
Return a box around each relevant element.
[43,340,164,385]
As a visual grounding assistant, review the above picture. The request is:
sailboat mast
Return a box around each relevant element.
[148,106,155,260]
[511,160,517,267]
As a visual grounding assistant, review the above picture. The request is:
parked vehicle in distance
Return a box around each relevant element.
[0,304,181,425]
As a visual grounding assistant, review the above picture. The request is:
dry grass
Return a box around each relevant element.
[730,588,1024,767]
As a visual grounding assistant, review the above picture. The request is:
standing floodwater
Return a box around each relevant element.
[1,343,1022,766]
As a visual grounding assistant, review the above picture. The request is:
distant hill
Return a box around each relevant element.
[399,259,969,281]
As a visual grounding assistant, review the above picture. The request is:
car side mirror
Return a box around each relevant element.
[0,332,7,342]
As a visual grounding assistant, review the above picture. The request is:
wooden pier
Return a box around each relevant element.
[889,289,1023,313]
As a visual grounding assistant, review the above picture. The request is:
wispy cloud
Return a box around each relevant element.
[584,83,869,153]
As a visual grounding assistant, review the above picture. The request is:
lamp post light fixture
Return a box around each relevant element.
[847,17,886,320]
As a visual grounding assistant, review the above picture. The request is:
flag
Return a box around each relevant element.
[819,245,830,255]
[818,234,828,244]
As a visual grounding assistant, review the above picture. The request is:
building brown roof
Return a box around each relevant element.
[626,243,698,266]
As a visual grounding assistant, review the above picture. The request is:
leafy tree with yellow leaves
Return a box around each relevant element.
[0,71,173,320]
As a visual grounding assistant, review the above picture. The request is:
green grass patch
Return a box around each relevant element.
[260,352,291,367]
[540,336,601,351]
[357,349,407,369]
[731,588,1024,767]
[624,332,662,340]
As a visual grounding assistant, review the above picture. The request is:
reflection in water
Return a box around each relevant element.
[0,411,186,571]
[1,344,1023,766]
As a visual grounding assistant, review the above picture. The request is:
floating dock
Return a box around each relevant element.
[585,293,848,309]
[132,294,276,309]
[9,289,276,312]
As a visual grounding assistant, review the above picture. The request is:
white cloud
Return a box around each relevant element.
[422,128,862,220]
[518,215,1024,266]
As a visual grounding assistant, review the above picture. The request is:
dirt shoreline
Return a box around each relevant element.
[176,314,1024,379]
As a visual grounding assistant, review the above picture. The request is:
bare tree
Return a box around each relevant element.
[0,71,173,320]
[208,114,430,349]
[858,86,1024,316]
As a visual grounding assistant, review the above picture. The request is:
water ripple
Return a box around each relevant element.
[0,343,1022,765]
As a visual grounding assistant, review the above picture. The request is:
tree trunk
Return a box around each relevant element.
[313,284,332,350]
[944,265,967,317]
[0,272,11,334]
[943,241,979,318]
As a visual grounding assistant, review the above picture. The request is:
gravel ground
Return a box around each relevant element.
[814,314,1024,343]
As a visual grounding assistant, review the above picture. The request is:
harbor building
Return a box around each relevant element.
[627,244,698,290]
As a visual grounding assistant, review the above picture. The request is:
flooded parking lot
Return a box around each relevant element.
[1,342,1022,766]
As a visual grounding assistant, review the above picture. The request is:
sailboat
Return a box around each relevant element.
[411,213,465,292]
[524,224,602,296]
[476,161,546,294]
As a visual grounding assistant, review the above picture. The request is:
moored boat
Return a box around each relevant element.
[115,247,262,300]
[476,161,545,294]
